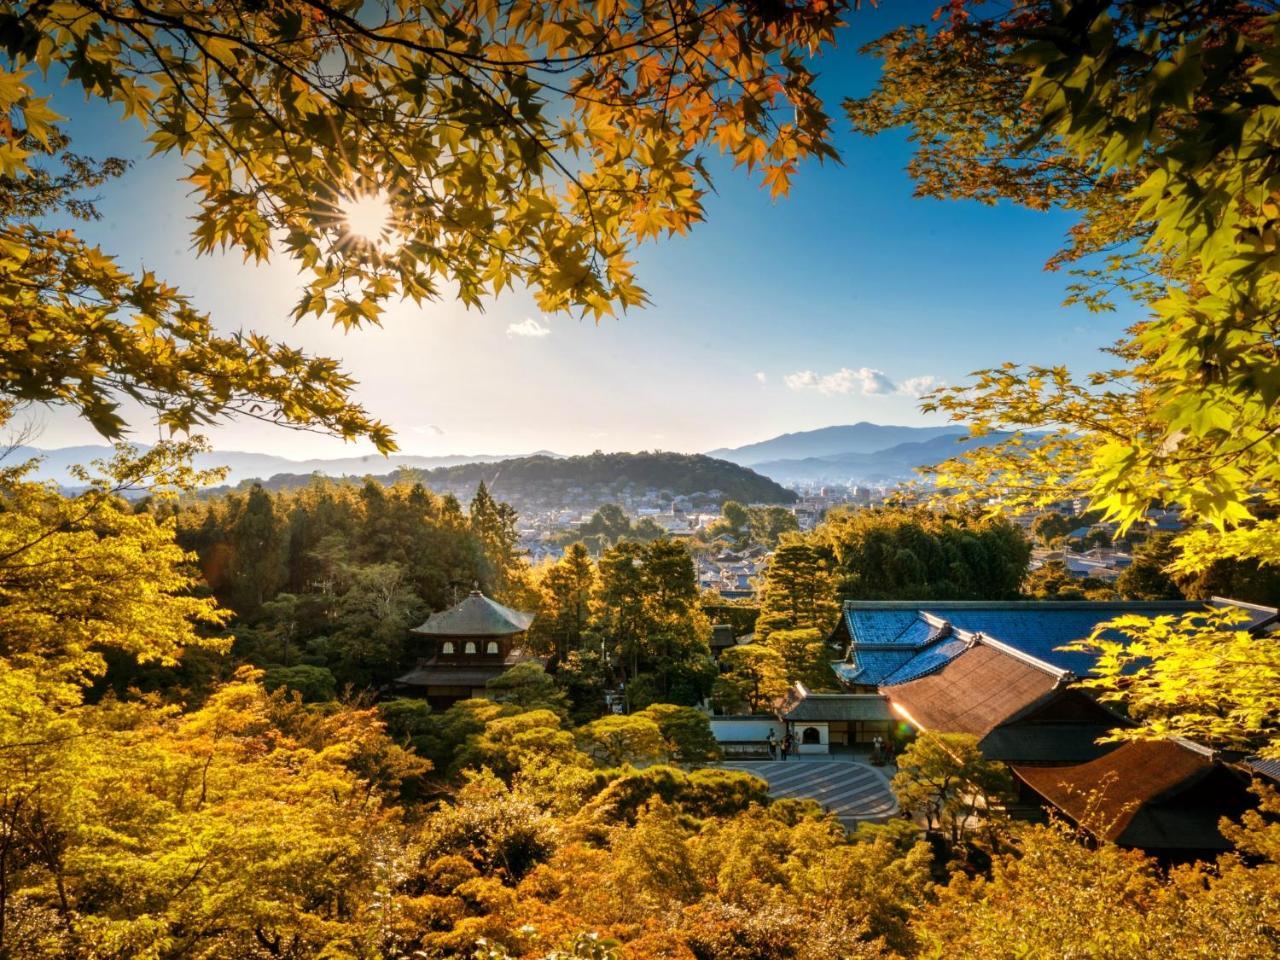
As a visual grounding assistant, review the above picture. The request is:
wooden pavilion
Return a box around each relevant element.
[393,590,536,707]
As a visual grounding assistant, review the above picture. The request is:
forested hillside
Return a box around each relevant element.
[221,451,798,507]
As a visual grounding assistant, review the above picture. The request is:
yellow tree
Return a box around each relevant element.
[849,1,1280,753]
[3,0,851,447]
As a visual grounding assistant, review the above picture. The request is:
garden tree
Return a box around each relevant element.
[530,542,596,662]
[1173,546,1280,607]
[2,0,849,449]
[226,483,289,617]
[1,667,429,959]
[1031,512,1075,547]
[706,501,800,549]
[1024,560,1082,600]
[562,504,633,551]
[766,627,837,692]
[0,438,227,696]
[454,708,590,780]
[554,649,614,725]
[850,5,1280,590]
[634,703,719,764]
[326,560,424,683]
[712,642,789,714]
[749,505,801,549]
[891,732,1013,852]
[756,540,838,635]
[1116,533,1184,601]
[1067,607,1280,759]
[916,817,1280,960]
[705,500,752,546]
[471,481,531,602]
[412,696,511,774]
[581,766,770,825]
[808,507,1031,601]
[594,538,714,705]
[486,661,571,717]
[262,662,338,701]
[577,713,668,767]
[419,773,560,885]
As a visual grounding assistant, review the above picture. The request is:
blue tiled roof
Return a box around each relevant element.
[837,601,1217,686]
[835,648,918,686]
[881,637,970,686]
[920,607,1188,676]
[844,609,922,645]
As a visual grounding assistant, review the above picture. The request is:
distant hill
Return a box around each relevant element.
[12,444,554,487]
[708,422,967,466]
[226,451,797,506]
[749,432,1016,484]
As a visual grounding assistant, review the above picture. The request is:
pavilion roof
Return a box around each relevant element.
[410,590,534,637]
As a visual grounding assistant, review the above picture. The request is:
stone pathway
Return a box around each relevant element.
[720,760,898,827]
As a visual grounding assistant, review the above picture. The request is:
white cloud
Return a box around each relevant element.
[755,371,768,384]
[784,367,941,398]
[898,375,941,398]
[784,366,895,396]
[507,316,551,338]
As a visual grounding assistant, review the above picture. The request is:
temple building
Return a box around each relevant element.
[811,597,1279,856]
[1013,739,1256,861]
[394,590,536,707]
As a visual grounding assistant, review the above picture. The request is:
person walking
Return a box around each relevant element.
[766,730,777,760]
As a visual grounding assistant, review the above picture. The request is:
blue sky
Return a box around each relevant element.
[29,1,1140,459]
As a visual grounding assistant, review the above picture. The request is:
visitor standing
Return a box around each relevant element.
[781,731,793,760]
[767,730,777,759]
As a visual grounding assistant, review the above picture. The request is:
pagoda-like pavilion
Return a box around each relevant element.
[394,590,536,707]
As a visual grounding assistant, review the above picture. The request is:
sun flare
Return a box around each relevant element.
[337,190,394,246]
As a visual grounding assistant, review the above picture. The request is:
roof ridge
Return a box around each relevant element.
[964,630,1073,680]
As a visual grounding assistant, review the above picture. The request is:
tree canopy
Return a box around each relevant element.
[3,0,849,448]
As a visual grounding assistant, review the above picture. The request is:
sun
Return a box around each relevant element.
[337,190,394,246]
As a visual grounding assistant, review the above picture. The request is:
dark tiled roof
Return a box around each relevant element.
[981,723,1119,765]
[885,640,1063,739]
[1013,739,1254,850]
[1247,757,1280,782]
[410,590,534,637]
[780,692,894,723]
[710,624,737,648]
[394,665,508,687]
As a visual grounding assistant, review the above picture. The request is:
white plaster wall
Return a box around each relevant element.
[710,717,784,741]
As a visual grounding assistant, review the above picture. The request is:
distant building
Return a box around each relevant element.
[394,590,536,708]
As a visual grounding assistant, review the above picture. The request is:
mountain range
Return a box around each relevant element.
[16,422,981,489]
[11,445,557,488]
[707,421,967,466]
